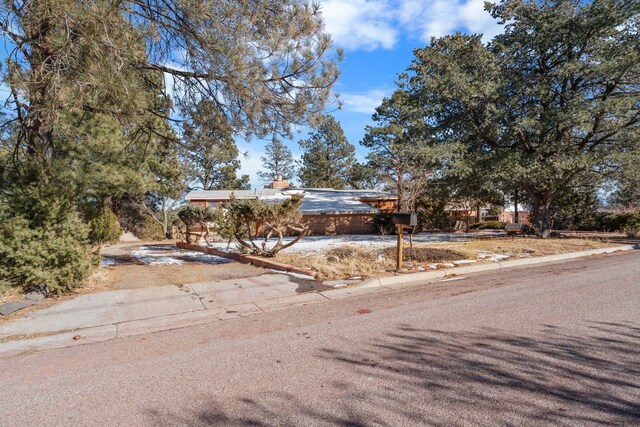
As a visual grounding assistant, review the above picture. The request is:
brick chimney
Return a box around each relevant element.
[271,174,289,190]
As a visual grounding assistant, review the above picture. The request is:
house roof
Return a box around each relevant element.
[185,189,280,200]
[185,188,397,215]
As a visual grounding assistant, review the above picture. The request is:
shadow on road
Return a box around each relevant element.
[148,321,640,426]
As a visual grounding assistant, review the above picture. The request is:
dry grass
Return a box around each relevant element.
[277,245,393,281]
[277,245,470,281]
[438,237,615,257]
[276,237,620,281]
[381,247,467,263]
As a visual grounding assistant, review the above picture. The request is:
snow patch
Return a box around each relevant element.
[131,245,230,266]
[100,257,117,267]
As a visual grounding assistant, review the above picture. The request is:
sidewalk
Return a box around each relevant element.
[0,244,636,358]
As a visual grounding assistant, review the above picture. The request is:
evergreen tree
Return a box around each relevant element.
[258,137,297,184]
[362,90,449,210]
[1,1,340,169]
[298,115,356,189]
[182,100,250,191]
[405,0,640,237]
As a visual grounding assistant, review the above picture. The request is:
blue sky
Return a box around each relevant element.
[239,0,504,187]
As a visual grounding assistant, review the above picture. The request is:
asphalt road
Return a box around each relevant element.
[1,251,639,426]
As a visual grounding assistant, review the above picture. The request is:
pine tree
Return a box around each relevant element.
[258,137,297,184]
[298,115,356,189]
[182,100,250,191]
[405,0,640,237]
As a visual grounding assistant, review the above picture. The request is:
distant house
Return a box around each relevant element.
[185,179,397,235]
[446,203,531,226]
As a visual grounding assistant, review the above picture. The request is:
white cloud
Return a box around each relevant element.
[320,0,503,50]
[320,0,398,51]
[340,88,390,114]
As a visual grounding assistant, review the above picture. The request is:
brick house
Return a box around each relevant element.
[185,184,397,236]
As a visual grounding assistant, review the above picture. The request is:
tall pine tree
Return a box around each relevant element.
[258,137,297,184]
[298,115,356,189]
[182,100,250,191]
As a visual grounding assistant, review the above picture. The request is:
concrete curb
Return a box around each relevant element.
[357,245,637,289]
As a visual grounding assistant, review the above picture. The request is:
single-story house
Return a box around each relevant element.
[446,203,531,226]
[185,181,397,235]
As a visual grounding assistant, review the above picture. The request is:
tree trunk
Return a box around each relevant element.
[531,197,552,238]
[514,189,519,224]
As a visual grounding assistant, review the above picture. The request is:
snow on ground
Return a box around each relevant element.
[131,245,231,266]
[100,257,117,267]
[206,231,506,254]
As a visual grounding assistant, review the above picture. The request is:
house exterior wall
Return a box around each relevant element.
[302,213,375,235]
[360,198,397,213]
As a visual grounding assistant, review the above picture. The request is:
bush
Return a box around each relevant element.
[469,221,506,230]
[88,207,121,245]
[176,204,219,243]
[372,213,395,235]
[624,214,640,238]
[0,209,93,294]
[136,216,166,241]
[225,194,308,256]
[593,211,640,232]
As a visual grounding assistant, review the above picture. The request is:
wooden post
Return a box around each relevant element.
[396,224,404,271]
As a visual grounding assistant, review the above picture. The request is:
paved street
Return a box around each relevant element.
[1,251,639,426]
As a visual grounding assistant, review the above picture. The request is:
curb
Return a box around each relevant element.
[176,242,315,277]
[358,244,637,289]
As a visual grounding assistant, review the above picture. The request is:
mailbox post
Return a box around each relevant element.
[391,212,417,271]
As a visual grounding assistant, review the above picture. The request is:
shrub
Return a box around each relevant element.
[470,221,506,230]
[372,213,395,235]
[176,204,218,243]
[624,214,640,238]
[0,209,93,294]
[225,193,309,256]
[593,211,640,232]
[88,207,121,245]
[136,216,166,241]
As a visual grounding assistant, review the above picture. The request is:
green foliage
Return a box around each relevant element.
[624,214,640,238]
[89,208,122,245]
[469,221,507,230]
[549,186,601,231]
[182,100,249,191]
[593,211,640,233]
[415,192,453,231]
[362,90,449,210]
[176,204,219,244]
[176,204,218,227]
[403,0,640,237]
[298,115,356,189]
[0,189,92,294]
[226,194,308,256]
[258,137,297,184]
[372,213,395,235]
[135,216,167,241]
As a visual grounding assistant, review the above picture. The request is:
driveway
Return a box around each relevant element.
[101,241,270,289]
